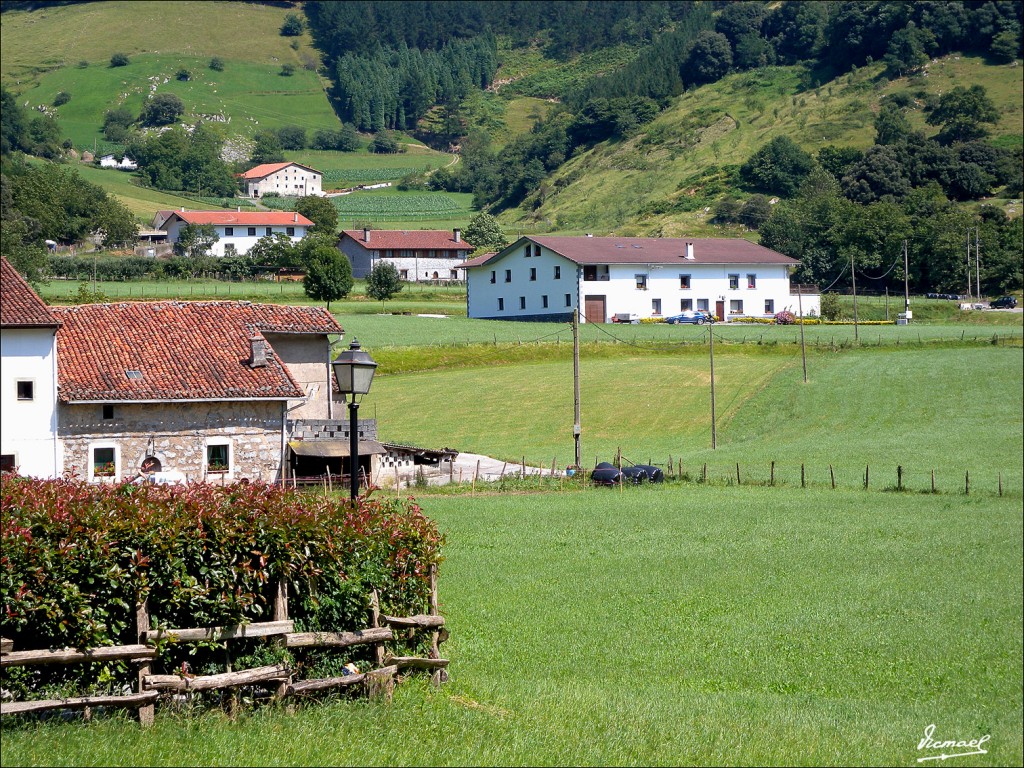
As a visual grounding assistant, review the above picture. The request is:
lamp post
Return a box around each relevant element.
[331,339,378,501]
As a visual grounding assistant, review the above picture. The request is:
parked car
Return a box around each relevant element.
[989,296,1017,309]
[665,310,714,325]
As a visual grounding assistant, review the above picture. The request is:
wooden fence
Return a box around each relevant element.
[0,566,447,726]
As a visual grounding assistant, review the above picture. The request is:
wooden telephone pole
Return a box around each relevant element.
[572,309,581,468]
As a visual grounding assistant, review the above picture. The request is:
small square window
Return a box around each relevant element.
[225,227,234,236]
[697,299,709,311]
[730,299,743,314]
[265,227,273,236]
[400,270,408,279]
[286,227,295,236]
[635,274,648,290]
[93,447,115,477]
[102,405,115,420]
[729,274,739,290]
[16,380,33,401]
[679,274,691,290]
[681,299,693,312]
[247,227,257,236]
[207,444,229,473]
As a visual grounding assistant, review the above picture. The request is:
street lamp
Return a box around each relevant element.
[331,338,378,501]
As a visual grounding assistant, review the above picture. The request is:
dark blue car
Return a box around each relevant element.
[665,310,714,325]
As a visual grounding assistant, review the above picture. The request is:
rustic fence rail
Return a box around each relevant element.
[1,570,447,726]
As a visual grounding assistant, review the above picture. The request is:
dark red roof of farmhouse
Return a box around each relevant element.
[461,236,798,266]
[240,162,320,179]
[0,257,61,328]
[341,229,473,251]
[52,301,342,403]
[166,210,314,227]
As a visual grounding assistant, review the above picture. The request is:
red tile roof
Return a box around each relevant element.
[166,210,314,227]
[240,162,320,179]
[341,229,473,251]
[52,301,343,403]
[465,236,797,267]
[0,257,60,328]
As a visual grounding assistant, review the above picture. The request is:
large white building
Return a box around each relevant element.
[1,258,62,477]
[240,162,323,198]
[162,209,315,257]
[460,236,819,322]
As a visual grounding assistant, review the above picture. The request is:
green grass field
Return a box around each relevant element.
[2,486,1020,766]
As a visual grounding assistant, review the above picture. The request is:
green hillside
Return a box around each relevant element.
[507,55,1024,236]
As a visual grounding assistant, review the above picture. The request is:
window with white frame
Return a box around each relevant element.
[697,298,709,311]
[679,274,691,290]
[565,293,572,307]
[681,299,693,311]
[530,267,537,281]
[519,296,526,310]
[505,269,512,283]
[542,295,549,308]
[490,270,496,284]
[635,274,648,290]
[225,227,234,236]
[747,274,757,289]
[764,299,774,314]
[287,227,295,236]
[652,299,662,315]
[729,274,739,290]
[91,445,117,480]
[498,298,504,311]
[265,227,273,236]
[247,227,257,237]
[730,299,743,314]
[206,440,231,474]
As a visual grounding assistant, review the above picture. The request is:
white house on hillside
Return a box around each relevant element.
[0,257,61,477]
[459,236,819,322]
[240,162,323,198]
[162,209,315,257]
[338,228,473,281]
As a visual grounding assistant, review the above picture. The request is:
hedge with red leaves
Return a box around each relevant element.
[1,475,443,698]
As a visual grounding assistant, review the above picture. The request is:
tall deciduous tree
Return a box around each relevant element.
[926,85,1000,143]
[740,136,812,197]
[462,212,507,253]
[303,246,353,310]
[174,224,218,258]
[296,196,339,234]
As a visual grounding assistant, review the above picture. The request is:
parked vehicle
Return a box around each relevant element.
[989,296,1017,309]
[665,310,714,325]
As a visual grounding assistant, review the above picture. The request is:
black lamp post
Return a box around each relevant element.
[331,338,378,501]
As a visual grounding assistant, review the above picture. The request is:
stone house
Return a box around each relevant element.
[52,300,352,484]
[0,257,62,478]
[338,228,473,281]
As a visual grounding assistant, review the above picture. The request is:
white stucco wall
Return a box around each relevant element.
[247,166,322,198]
[164,220,309,257]
[467,243,820,321]
[0,327,61,477]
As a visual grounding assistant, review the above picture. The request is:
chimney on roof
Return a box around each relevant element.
[249,335,268,368]
[237,206,241,212]
[363,228,370,243]
[180,206,185,213]
[453,228,461,243]
[294,212,298,223]
[684,242,695,260]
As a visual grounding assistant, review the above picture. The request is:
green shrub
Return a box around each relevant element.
[53,91,71,107]
[820,293,841,320]
[110,52,129,67]
[1,476,442,698]
[209,56,224,72]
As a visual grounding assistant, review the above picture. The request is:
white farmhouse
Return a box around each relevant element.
[460,236,819,322]
[240,162,323,198]
[338,228,473,281]
[162,209,315,257]
[0,257,62,477]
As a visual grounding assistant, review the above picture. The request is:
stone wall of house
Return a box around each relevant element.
[60,401,285,483]
[266,333,336,421]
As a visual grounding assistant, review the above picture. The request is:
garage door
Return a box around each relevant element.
[584,295,606,324]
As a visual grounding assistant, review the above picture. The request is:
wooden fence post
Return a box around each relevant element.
[897,465,903,491]
[273,580,290,700]
[369,590,386,668]
[135,599,155,727]
[931,469,936,494]
[735,463,741,485]
[829,464,835,490]
[801,464,805,489]
[702,463,707,483]
[998,472,1002,497]
[428,564,447,687]
[965,470,969,496]
[864,465,869,490]
[770,461,775,487]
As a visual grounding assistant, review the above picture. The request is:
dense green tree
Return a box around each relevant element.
[366,260,403,308]
[1,88,28,156]
[989,30,1021,62]
[139,93,185,127]
[295,195,339,233]
[277,126,306,150]
[684,30,733,85]
[841,146,912,203]
[883,21,934,77]
[281,12,304,36]
[369,132,399,153]
[462,212,507,253]
[173,224,218,258]
[817,146,863,180]
[740,136,812,197]
[209,56,225,72]
[247,232,297,269]
[303,246,353,310]
[251,130,284,164]
[739,194,772,229]
[874,103,914,145]
[110,52,129,67]
[312,126,358,151]
[102,106,136,143]
[926,85,1000,143]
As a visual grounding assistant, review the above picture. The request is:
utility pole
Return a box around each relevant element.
[966,230,972,300]
[709,325,717,450]
[572,308,581,469]
[850,252,859,341]
[797,283,807,384]
[975,227,981,301]
[903,239,910,316]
